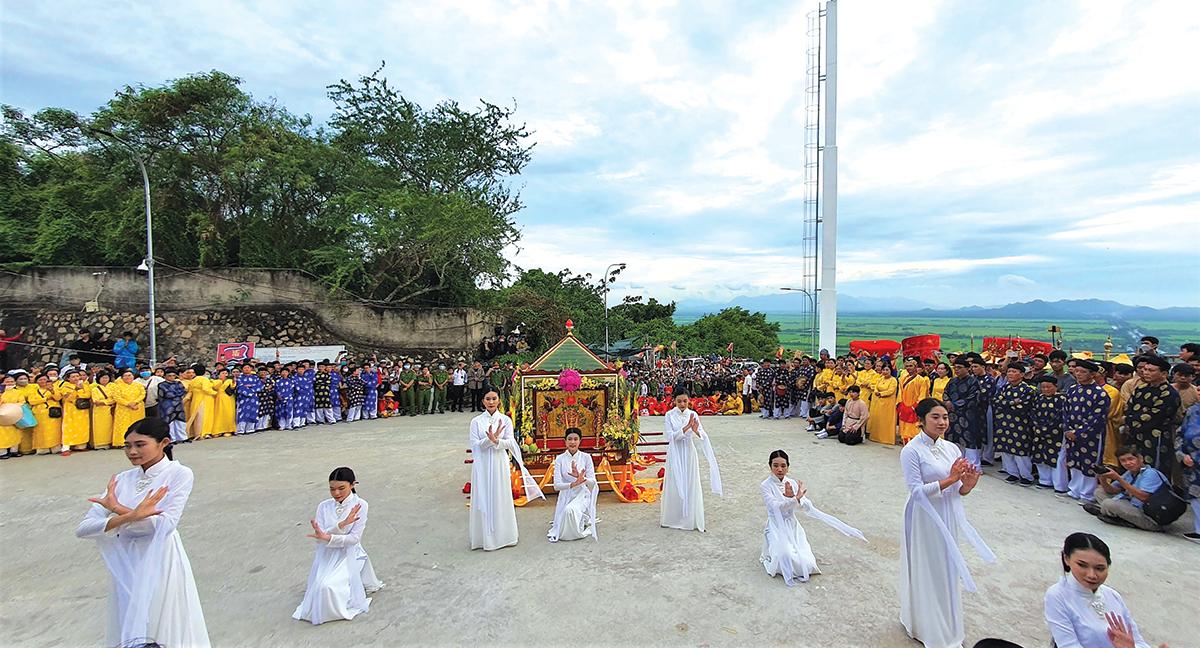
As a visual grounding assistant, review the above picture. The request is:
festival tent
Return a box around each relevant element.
[588,338,647,359]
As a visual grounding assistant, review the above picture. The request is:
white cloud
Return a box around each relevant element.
[529,113,601,149]
[1047,202,1200,250]
[999,274,1038,288]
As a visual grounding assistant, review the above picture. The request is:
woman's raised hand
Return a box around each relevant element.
[1105,612,1135,648]
[338,503,362,529]
[306,519,332,542]
[87,474,122,513]
[959,464,980,489]
[130,486,168,522]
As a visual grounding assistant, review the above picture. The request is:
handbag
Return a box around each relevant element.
[225,385,236,396]
[16,404,37,429]
[75,397,92,410]
[48,406,63,418]
[1143,476,1187,526]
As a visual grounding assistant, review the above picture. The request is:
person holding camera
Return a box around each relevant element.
[1083,446,1165,531]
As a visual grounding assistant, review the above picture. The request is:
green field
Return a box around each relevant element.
[675,315,1200,356]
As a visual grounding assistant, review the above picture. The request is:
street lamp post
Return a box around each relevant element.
[780,287,818,355]
[133,155,157,368]
[602,262,626,358]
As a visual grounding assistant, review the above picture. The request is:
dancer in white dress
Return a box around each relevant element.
[469,387,544,550]
[548,427,599,542]
[75,418,210,648]
[293,467,384,625]
[660,391,722,531]
[899,397,995,648]
[760,450,867,586]
[1044,532,1163,648]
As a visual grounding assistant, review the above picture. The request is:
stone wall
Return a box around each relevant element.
[0,267,499,366]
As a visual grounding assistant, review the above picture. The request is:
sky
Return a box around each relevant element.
[3,0,1199,309]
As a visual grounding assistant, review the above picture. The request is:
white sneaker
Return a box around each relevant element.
[816,431,829,439]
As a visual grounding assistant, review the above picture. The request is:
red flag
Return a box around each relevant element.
[726,342,734,353]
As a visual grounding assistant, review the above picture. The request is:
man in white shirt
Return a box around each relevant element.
[450,361,468,412]
[741,369,755,414]
[140,367,166,418]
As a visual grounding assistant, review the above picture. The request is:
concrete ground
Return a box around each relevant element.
[0,413,1193,648]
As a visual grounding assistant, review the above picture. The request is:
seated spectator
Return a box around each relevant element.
[839,385,869,445]
[820,398,845,440]
[807,392,833,434]
[1083,446,1166,531]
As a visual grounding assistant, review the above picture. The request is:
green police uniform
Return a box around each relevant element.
[417,371,434,414]
[399,369,417,416]
[432,367,449,414]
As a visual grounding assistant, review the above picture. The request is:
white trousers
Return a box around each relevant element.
[1069,469,1097,501]
[235,422,255,435]
[964,448,982,470]
[345,406,361,422]
[292,416,304,428]
[167,421,188,443]
[256,415,271,430]
[1053,446,1070,491]
[1191,500,1200,534]
[1000,453,1033,480]
[307,411,317,423]
[317,407,336,424]
[364,408,377,419]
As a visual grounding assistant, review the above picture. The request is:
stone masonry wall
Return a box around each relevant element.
[0,267,499,366]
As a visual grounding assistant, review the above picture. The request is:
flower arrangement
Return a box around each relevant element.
[558,368,582,392]
[601,403,637,450]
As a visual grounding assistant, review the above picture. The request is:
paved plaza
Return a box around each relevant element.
[0,413,1193,647]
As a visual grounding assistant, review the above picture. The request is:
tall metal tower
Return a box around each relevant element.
[803,0,838,354]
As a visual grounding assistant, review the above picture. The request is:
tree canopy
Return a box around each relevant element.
[2,68,781,357]
[1,67,529,307]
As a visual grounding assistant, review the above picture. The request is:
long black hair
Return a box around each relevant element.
[1060,532,1110,572]
[329,466,357,493]
[915,397,946,422]
[768,449,790,466]
[125,417,173,461]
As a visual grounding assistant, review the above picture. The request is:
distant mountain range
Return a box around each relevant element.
[674,296,1200,322]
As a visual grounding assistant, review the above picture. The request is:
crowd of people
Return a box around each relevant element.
[0,327,539,460]
[627,338,1200,543]
[3,321,1191,647]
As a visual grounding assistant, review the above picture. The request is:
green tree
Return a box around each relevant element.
[491,269,605,353]
[680,307,780,358]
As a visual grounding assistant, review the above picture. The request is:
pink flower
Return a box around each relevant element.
[558,369,582,392]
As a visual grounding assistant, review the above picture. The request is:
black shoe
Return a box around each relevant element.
[1082,502,1102,516]
[1054,489,1069,494]
[1005,475,1019,483]
[1098,514,1135,528]
[1183,532,1200,544]
[1035,482,1052,489]
[980,460,994,467]
[1019,478,1033,486]
[998,468,1007,475]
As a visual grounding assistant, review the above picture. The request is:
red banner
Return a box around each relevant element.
[849,339,902,357]
[901,334,941,361]
[982,337,1053,359]
[215,342,256,364]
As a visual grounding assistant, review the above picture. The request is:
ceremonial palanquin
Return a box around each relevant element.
[499,321,661,504]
